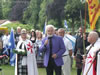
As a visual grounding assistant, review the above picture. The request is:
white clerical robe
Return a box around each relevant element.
[97,52,100,75]
[83,39,100,75]
[15,39,38,75]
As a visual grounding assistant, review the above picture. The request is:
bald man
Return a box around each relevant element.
[83,31,100,75]
[58,28,73,75]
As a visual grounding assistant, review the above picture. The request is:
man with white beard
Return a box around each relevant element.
[40,25,66,75]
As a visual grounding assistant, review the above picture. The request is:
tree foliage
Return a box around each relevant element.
[64,0,85,33]
[46,0,66,28]
[9,0,30,21]
[1,0,98,32]
[37,0,54,30]
[1,0,13,19]
[1,22,33,32]
[0,0,3,19]
[23,0,41,29]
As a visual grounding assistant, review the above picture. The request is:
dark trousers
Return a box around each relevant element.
[77,68,82,75]
[46,58,61,75]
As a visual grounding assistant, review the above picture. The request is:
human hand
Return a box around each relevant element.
[73,56,76,60]
[52,54,57,59]
[44,40,48,45]
[82,55,86,64]
[82,58,86,64]
[83,33,86,40]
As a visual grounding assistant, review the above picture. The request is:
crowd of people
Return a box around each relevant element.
[0,25,100,75]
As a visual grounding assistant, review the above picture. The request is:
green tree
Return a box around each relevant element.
[46,0,66,28]
[38,0,48,30]
[1,0,14,19]
[0,0,3,19]
[38,0,53,30]
[23,0,41,29]
[9,0,30,21]
[64,0,85,33]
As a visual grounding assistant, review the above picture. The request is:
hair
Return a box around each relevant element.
[21,29,26,34]
[93,29,100,37]
[31,29,35,32]
[58,28,65,32]
[45,25,55,34]
[88,31,99,41]
[38,31,43,38]
[30,30,36,38]
[30,30,36,43]
[17,26,21,30]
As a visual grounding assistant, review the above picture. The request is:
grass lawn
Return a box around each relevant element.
[0,61,77,75]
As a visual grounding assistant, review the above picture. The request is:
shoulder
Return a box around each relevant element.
[64,37,72,45]
[17,40,23,44]
[94,39,100,48]
[97,38,100,42]
[53,35,62,39]
[26,39,32,43]
[42,37,48,41]
[86,44,91,51]
[16,40,23,48]
[63,36,69,42]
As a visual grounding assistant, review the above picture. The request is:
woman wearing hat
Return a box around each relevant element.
[15,29,38,75]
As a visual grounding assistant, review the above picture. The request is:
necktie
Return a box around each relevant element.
[48,37,52,56]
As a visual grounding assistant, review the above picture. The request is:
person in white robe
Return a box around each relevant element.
[83,31,100,75]
[15,29,38,75]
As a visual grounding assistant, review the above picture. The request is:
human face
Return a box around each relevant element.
[47,27,54,37]
[58,30,65,37]
[21,33,27,40]
[17,28,21,33]
[87,34,92,43]
[31,32,35,36]
[79,27,83,34]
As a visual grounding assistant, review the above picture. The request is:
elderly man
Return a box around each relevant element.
[15,26,21,45]
[58,28,73,75]
[83,31,100,75]
[40,25,66,75]
[15,29,38,75]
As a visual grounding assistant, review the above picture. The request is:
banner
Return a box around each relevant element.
[64,20,68,30]
[9,28,16,66]
[43,21,47,34]
[87,0,100,29]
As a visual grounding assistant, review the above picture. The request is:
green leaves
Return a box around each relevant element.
[13,49,27,56]
[1,0,94,32]
[0,0,3,19]
[64,0,86,33]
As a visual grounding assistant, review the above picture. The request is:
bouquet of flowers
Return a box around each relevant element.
[13,49,27,55]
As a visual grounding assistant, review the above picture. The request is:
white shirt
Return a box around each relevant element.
[2,35,10,48]
[98,38,100,42]
[63,36,73,55]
